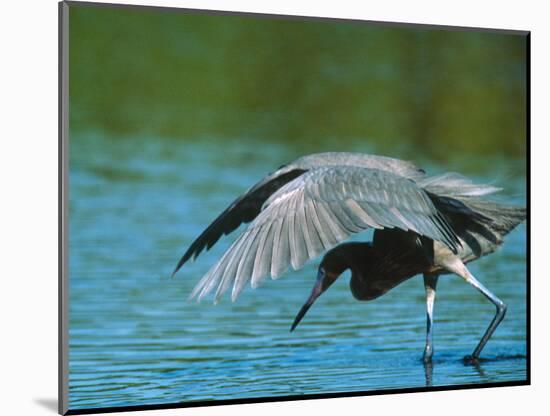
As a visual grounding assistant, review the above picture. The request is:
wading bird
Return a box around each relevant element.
[172,152,525,362]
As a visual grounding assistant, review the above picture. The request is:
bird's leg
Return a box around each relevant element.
[461,270,507,361]
[423,274,439,363]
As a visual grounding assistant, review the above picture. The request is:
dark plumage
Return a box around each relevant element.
[172,152,526,361]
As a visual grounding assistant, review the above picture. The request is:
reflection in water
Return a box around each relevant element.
[68,133,527,410]
[470,360,488,379]
[423,360,433,387]
[424,358,491,387]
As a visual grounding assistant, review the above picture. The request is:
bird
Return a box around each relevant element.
[172,152,526,362]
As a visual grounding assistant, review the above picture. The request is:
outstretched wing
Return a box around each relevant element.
[173,152,427,276]
[171,167,307,276]
[191,166,460,303]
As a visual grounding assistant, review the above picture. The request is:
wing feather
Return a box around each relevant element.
[287,191,303,270]
[313,199,350,241]
[295,190,316,264]
[272,211,290,279]
[303,199,324,258]
[344,198,383,229]
[195,233,242,301]
[250,220,275,288]
[214,230,253,302]
[232,226,263,300]
[307,198,335,249]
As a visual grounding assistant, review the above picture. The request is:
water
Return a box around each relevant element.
[68,132,527,411]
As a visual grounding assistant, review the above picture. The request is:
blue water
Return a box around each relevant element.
[68,132,527,410]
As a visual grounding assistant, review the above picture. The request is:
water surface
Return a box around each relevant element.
[68,133,527,410]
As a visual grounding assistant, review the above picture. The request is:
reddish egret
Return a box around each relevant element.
[172,152,526,362]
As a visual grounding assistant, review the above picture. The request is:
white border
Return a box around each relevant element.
[2,1,548,415]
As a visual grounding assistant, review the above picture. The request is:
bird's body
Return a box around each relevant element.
[172,152,526,362]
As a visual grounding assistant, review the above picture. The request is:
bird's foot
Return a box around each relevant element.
[463,355,480,365]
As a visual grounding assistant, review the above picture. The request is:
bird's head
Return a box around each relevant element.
[290,243,360,332]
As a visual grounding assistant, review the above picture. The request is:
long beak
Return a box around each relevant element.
[290,269,325,332]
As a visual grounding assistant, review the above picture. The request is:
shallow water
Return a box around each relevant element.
[68,132,527,411]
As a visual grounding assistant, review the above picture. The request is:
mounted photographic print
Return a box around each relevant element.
[59,1,529,414]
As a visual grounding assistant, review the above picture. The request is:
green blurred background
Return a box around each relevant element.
[69,5,526,161]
